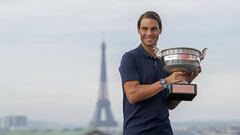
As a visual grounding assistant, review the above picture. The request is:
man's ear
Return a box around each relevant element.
[137,28,140,34]
[159,31,162,35]
[159,29,162,35]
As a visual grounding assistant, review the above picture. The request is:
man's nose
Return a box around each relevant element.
[146,29,153,35]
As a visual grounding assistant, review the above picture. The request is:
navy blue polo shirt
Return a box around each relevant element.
[119,44,173,135]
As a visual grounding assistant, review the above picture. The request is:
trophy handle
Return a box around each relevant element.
[200,48,207,61]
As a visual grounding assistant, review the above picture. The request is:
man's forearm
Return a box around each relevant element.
[124,81,164,104]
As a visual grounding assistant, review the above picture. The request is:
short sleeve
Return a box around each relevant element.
[119,52,140,85]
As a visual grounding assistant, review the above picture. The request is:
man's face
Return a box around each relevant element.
[138,18,161,47]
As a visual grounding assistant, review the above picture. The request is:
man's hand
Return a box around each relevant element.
[186,67,202,83]
[165,72,187,84]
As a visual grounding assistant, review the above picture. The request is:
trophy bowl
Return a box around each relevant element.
[160,47,206,73]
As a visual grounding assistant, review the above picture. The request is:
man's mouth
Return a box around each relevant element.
[145,37,154,41]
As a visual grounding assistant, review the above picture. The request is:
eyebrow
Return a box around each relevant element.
[141,26,158,29]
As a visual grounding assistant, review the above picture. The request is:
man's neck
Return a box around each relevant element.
[142,44,156,58]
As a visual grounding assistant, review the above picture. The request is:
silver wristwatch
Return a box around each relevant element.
[160,78,168,89]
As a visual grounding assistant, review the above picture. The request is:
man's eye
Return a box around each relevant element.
[152,28,158,31]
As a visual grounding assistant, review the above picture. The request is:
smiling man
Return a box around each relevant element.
[119,11,198,135]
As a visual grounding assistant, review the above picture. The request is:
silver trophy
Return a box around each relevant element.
[154,46,207,101]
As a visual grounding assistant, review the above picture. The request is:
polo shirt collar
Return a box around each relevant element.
[138,44,159,59]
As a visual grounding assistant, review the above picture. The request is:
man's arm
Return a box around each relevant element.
[124,72,187,104]
[124,80,164,104]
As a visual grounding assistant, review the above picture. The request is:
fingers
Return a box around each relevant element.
[175,76,187,83]
[186,67,202,83]
[193,67,201,77]
[194,67,201,75]
[166,71,187,84]
[174,79,187,84]
[166,67,202,84]
[197,66,202,73]
[172,71,186,77]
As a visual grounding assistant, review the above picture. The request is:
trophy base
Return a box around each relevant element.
[167,84,197,101]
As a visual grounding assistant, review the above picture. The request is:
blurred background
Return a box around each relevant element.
[0,0,240,134]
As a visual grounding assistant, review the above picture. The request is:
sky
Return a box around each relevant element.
[0,0,240,127]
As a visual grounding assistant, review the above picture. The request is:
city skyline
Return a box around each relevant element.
[0,0,240,126]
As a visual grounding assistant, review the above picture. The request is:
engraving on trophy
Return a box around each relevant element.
[172,85,195,94]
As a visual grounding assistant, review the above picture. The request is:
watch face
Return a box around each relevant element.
[160,79,166,84]
[163,79,167,84]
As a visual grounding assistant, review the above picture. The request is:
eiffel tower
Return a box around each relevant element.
[90,41,118,128]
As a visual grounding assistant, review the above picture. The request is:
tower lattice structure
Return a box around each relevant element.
[90,41,118,128]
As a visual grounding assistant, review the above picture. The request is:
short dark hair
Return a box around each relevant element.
[137,11,162,30]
